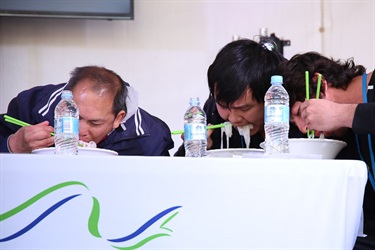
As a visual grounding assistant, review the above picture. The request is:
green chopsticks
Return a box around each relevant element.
[316,73,322,99]
[4,115,54,136]
[4,115,30,127]
[305,71,322,138]
[171,123,228,135]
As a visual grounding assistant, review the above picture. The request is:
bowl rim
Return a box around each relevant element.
[206,148,265,158]
[31,147,118,155]
[207,148,264,153]
[288,138,347,146]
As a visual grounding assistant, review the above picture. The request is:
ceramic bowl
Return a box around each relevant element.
[288,138,347,159]
[31,147,118,156]
[206,148,265,158]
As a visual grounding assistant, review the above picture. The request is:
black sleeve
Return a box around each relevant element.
[352,103,375,135]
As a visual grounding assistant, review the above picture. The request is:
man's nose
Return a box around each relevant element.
[227,110,243,125]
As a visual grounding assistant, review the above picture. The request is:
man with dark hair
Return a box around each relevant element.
[280,52,374,249]
[175,39,303,156]
[0,66,174,156]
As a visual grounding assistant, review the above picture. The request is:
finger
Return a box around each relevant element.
[35,122,54,133]
[36,120,51,126]
[206,128,214,137]
[23,126,54,145]
[207,134,213,150]
[291,102,302,116]
[32,136,55,149]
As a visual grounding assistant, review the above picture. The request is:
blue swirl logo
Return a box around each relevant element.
[0,181,182,249]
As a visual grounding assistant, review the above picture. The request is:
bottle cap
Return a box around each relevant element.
[271,75,283,84]
[189,97,200,106]
[61,90,73,99]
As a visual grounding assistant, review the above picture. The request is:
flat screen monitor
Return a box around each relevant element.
[0,0,134,20]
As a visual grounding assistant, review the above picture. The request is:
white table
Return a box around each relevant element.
[0,154,368,249]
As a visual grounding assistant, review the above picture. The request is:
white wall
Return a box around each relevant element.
[1,0,374,155]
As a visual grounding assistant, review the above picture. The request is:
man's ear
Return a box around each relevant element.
[320,78,329,99]
[113,110,126,129]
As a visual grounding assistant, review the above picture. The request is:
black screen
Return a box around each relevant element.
[0,0,134,20]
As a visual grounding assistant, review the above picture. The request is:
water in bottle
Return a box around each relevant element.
[184,97,207,157]
[54,90,79,155]
[264,75,290,154]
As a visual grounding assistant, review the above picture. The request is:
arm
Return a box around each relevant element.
[0,114,15,152]
[1,113,54,153]
[0,85,59,153]
[352,103,375,134]
[7,121,54,153]
[0,135,11,153]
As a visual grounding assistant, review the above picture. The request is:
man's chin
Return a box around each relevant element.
[322,128,349,139]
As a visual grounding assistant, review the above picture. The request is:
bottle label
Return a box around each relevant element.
[264,105,289,123]
[55,117,79,134]
[184,123,207,140]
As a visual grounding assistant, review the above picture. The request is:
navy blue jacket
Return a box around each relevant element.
[0,83,174,156]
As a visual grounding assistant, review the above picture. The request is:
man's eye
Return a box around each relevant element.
[240,107,251,112]
[90,122,102,127]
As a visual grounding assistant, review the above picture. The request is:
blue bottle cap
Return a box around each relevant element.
[61,90,73,99]
[189,97,200,106]
[271,75,283,84]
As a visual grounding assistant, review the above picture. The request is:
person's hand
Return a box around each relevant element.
[8,121,55,153]
[299,99,356,132]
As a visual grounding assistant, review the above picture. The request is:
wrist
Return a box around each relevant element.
[341,104,357,128]
[6,134,14,153]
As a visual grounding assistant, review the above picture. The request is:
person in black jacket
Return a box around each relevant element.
[279,51,375,249]
[175,38,303,156]
[0,66,174,156]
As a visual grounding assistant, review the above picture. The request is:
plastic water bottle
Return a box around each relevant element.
[184,97,207,157]
[264,75,290,154]
[54,90,79,155]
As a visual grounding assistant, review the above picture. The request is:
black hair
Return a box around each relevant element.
[279,52,366,107]
[67,66,128,115]
[207,38,285,107]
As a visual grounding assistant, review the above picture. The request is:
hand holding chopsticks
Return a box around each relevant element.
[305,71,322,138]
[4,115,54,136]
[3,115,55,153]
